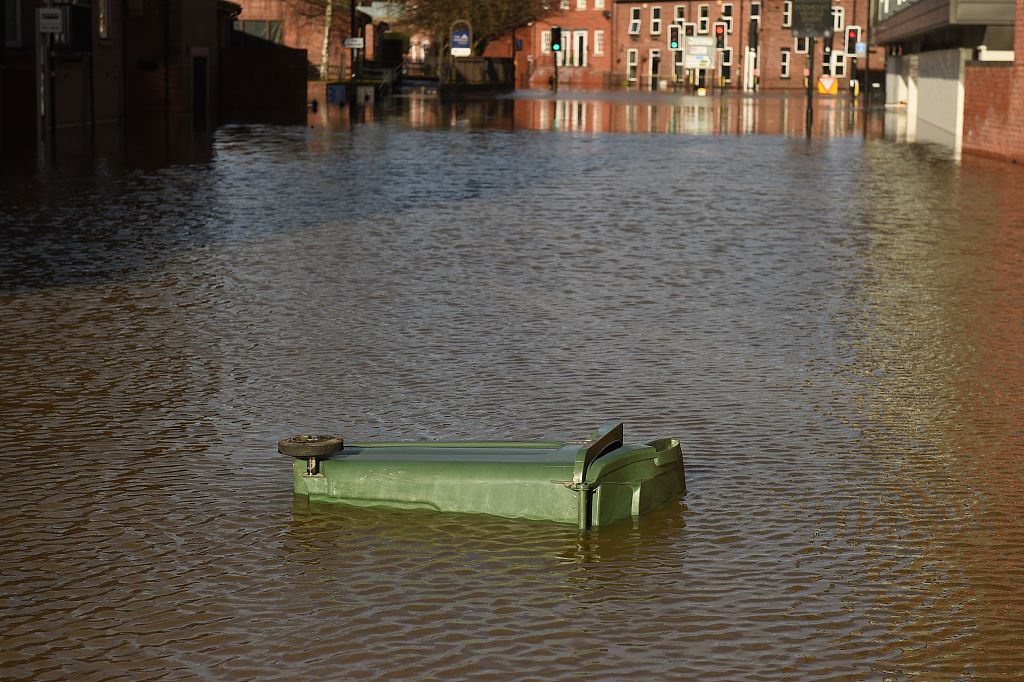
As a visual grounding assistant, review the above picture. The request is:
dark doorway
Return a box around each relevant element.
[192,56,208,129]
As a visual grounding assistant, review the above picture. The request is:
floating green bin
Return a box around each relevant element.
[282,422,685,528]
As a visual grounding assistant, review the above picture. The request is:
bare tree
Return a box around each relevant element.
[320,0,335,79]
[280,0,348,79]
[403,0,548,56]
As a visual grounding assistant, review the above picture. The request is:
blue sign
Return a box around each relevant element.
[451,28,471,56]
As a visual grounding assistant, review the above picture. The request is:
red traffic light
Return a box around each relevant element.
[714,22,725,48]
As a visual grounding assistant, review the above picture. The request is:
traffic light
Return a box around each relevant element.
[845,26,861,54]
[684,22,696,37]
[669,24,681,50]
[714,23,725,49]
[551,26,562,52]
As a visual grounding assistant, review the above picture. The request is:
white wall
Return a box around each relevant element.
[915,48,969,151]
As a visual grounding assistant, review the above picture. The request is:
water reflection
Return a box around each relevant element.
[301,90,886,139]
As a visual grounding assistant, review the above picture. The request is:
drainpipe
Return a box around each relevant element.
[164,0,170,124]
[122,0,128,131]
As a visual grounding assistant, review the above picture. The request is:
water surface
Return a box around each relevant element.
[1,93,1022,680]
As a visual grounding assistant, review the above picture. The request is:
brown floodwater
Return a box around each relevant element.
[1,92,1022,680]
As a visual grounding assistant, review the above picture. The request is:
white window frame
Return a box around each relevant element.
[832,6,845,31]
[541,30,551,54]
[722,4,733,32]
[570,30,588,66]
[783,0,792,27]
[674,49,685,78]
[649,48,661,78]
[629,7,642,34]
[722,47,733,65]
[627,48,639,81]
[750,2,761,19]
[577,0,587,9]
[651,7,662,34]
[780,47,791,78]
[674,5,686,23]
[794,36,809,53]
[595,0,605,7]
[698,4,710,33]
[594,29,604,55]
[4,0,21,46]
[831,51,847,76]
[560,0,569,9]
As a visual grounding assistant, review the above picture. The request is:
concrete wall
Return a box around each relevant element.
[915,48,969,149]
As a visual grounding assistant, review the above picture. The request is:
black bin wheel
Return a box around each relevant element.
[278,434,344,458]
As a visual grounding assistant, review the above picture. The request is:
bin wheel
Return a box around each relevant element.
[278,434,344,458]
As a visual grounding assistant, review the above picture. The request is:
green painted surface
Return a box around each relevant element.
[290,423,685,527]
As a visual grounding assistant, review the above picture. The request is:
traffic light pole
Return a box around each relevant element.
[805,37,815,137]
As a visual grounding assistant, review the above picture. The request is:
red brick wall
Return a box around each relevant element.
[235,0,359,78]
[484,6,616,89]
[222,44,307,122]
[962,0,1024,163]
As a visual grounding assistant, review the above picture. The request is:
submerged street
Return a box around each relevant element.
[1,92,1023,679]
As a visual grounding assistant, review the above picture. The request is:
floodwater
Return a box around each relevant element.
[1,92,1022,680]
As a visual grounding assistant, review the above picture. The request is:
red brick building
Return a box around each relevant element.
[1,0,238,150]
[484,0,876,93]
[486,1,617,89]
[232,0,371,80]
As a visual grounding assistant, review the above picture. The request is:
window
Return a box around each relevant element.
[780,48,791,77]
[234,20,284,43]
[627,48,638,81]
[674,49,685,78]
[651,7,662,34]
[832,6,845,31]
[594,29,605,55]
[782,0,792,27]
[4,0,20,46]
[750,2,761,19]
[674,5,686,23]
[629,7,641,34]
[698,4,710,33]
[722,4,733,32]
[570,30,588,66]
[722,47,732,65]
[560,0,569,9]
[831,52,846,76]
[794,36,809,53]
[541,30,551,54]
[97,0,109,38]
[577,0,586,9]
[649,48,661,75]
[595,0,605,7]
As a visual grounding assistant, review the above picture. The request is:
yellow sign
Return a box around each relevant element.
[817,75,838,94]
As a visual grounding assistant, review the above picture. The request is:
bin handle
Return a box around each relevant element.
[572,421,624,486]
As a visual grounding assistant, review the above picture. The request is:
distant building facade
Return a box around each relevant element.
[483,0,877,93]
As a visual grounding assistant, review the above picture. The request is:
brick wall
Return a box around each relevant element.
[961,0,1024,163]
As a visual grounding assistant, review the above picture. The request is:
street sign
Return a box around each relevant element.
[38,7,64,33]
[817,75,838,94]
[451,28,471,57]
[683,36,716,69]
[343,37,364,49]
[792,0,832,38]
